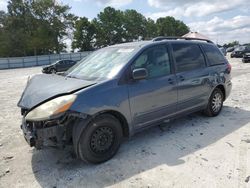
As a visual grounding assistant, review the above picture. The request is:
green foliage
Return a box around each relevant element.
[93,7,125,48]
[0,2,190,57]
[123,9,148,41]
[145,18,158,39]
[0,0,74,57]
[223,41,240,48]
[72,17,96,51]
[156,16,189,36]
[0,11,12,56]
[72,7,189,50]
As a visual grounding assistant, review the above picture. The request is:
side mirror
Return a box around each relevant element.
[132,68,148,80]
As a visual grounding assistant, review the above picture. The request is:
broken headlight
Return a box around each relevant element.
[25,95,77,121]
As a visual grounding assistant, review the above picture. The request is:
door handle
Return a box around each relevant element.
[179,75,185,81]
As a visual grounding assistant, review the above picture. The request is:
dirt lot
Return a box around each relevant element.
[0,56,250,188]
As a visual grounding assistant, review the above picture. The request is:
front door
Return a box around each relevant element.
[56,61,66,72]
[128,45,177,129]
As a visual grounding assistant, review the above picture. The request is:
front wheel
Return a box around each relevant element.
[77,114,123,164]
[51,68,56,74]
[204,88,224,117]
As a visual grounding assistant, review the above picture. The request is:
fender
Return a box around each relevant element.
[72,115,92,157]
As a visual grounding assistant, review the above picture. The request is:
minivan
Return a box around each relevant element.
[18,37,232,163]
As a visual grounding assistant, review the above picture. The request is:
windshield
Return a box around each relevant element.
[66,46,138,81]
[51,60,60,65]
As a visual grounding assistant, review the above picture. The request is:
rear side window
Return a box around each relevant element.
[202,44,225,65]
[67,60,74,64]
[172,43,205,73]
[58,61,65,65]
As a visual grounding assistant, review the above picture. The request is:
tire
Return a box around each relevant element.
[51,68,56,74]
[204,88,224,117]
[77,114,123,164]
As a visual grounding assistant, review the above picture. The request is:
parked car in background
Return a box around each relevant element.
[42,59,77,74]
[226,47,234,52]
[219,47,227,56]
[18,37,232,163]
[231,46,250,58]
[242,51,250,63]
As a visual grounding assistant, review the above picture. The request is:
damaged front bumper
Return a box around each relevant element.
[20,111,87,149]
[21,119,65,149]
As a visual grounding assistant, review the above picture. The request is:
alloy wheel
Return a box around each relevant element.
[212,92,222,113]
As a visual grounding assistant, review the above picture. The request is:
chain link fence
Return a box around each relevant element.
[0,51,92,70]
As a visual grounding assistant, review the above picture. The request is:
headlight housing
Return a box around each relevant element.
[25,95,77,121]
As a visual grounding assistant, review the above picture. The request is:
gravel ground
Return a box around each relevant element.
[0,55,250,188]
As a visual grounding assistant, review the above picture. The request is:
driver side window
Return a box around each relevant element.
[132,45,171,79]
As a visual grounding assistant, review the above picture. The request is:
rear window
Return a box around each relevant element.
[202,44,225,66]
[172,43,206,73]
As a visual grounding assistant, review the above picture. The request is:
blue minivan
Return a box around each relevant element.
[18,37,232,163]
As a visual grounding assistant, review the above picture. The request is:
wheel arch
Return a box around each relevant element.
[72,110,130,158]
[204,84,225,117]
[93,110,130,138]
[215,84,226,101]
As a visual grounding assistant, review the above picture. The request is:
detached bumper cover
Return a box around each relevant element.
[21,120,36,147]
[21,119,64,149]
[20,112,90,149]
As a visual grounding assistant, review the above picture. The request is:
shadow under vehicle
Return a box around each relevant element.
[31,106,250,187]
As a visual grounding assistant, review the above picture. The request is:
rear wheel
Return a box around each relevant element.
[78,114,122,164]
[204,88,224,117]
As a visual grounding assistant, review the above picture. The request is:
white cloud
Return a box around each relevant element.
[147,0,250,44]
[147,0,250,18]
[88,0,133,7]
[0,0,7,12]
[188,15,250,44]
[147,9,183,20]
[70,0,133,7]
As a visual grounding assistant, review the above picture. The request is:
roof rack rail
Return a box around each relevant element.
[152,36,213,44]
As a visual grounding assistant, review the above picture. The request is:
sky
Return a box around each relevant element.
[0,0,249,44]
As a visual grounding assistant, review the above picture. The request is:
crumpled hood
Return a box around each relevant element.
[17,74,95,109]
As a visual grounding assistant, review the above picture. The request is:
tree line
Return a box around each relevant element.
[0,0,190,57]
